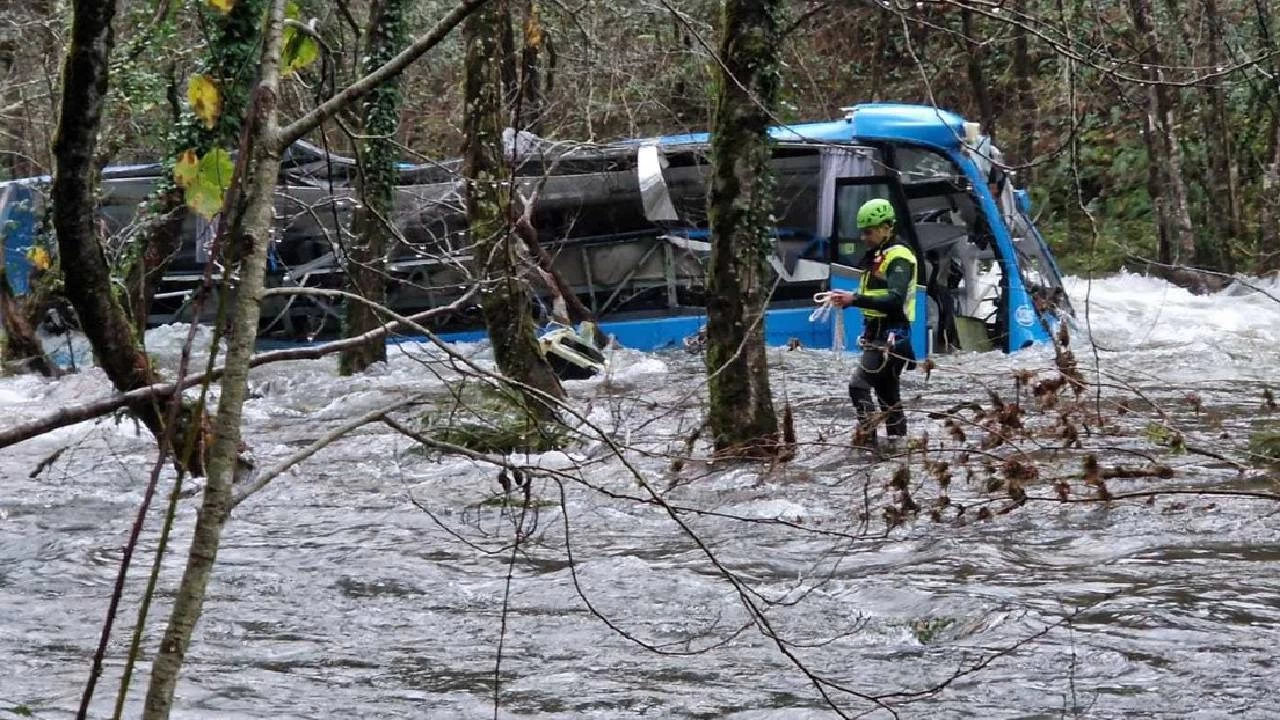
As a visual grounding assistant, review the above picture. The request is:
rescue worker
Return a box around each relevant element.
[829,198,918,448]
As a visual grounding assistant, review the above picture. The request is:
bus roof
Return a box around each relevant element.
[637,102,971,152]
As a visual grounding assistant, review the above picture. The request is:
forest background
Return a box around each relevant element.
[4,0,1279,279]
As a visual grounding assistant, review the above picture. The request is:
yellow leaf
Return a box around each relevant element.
[523,5,543,48]
[174,148,199,188]
[187,74,221,130]
[206,0,236,13]
[186,185,224,220]
[26,246,51,271]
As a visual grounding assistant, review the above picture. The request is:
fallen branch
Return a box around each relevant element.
[1126,254,1280,304]
[0,287,477,450]
[1034,487,1280,504]
[1099,463,1174,480]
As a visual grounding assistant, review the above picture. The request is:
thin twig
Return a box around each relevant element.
[230,395,425,508]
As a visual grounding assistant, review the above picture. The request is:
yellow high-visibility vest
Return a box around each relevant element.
[858,243,917,322]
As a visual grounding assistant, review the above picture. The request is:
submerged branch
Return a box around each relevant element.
[1034,487,1280,504]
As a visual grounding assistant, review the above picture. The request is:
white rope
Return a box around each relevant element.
[811,292,845,362]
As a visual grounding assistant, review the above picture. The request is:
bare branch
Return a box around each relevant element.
[230,394,426,508]
[277,0,490,149]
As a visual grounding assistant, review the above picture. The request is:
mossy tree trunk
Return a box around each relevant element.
[463,0,565,412]
[141,2,289,716]
[50,0,208,474]
[339,0,412,375]
[126,0,268,330]
[703,0,781,458]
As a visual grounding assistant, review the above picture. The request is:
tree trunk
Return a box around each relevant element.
[868,8,891,102]
[1129,0,1196,265]
[498,0,518,107]
[339,0,411,375]
[703,0,781,459]
[960,8,995,139]
[508,0,587,329]
[0,264,58,377]
[1261,117,1280,274]
[1139,109,1172,265]
[50,0,212,474]
[1012,0,1035,179]
[126,0,269,332]
[136,0,492,709]
[1158,90,1197,265]
[1198,0,1240,271]
[516,0,547,136]
[1,35,16,180]
[1254,0,1280,274]
[463,0,564,412]
[141,3,289,717]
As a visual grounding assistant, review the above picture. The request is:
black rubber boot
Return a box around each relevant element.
[881,398,907,438]
[849,383,880,449]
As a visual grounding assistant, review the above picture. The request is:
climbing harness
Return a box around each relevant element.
[855,331,896,373]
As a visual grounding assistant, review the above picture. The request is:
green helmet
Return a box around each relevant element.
[856,198,896,229]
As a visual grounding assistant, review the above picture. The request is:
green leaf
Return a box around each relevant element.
[282,24,320,75]
[183,148,235,219]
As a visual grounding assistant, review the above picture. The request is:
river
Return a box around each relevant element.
[1,271,1278,719]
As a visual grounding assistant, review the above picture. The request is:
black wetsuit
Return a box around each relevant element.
[845,241,916,440]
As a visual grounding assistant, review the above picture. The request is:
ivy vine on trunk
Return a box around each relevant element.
[142,1,289,715]
[703,0,783,459]
[339,0,412,375]
[125,0,269,331]
[463,0,565,414]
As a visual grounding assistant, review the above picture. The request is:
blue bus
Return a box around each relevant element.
[1,102,1073,359]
